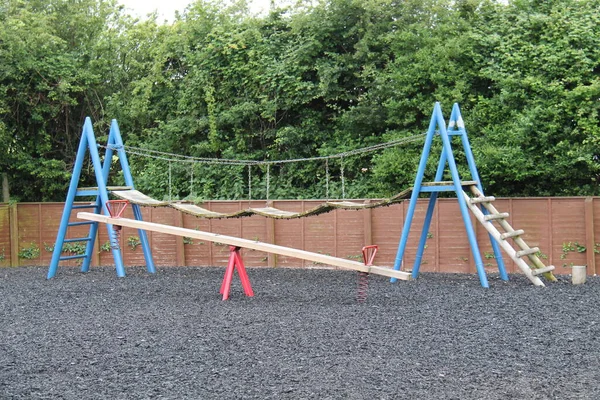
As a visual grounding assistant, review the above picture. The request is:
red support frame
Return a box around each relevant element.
[106,199,129,218]
[362,245,378,266]
[220,246,254,300]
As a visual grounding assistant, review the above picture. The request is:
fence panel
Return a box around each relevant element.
[2,197,597,275]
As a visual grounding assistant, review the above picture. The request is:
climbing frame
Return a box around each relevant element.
[391,102,555,287]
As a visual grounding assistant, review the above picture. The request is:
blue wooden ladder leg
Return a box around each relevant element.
[132,203,155,274]
[391,103,443,282]
[434,104,489,288]
[412,193,438,279]
[80,197,102,273]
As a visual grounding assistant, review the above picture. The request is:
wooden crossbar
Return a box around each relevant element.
[77,212,411,281]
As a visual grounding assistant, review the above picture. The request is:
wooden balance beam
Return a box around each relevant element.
[78,212,411,280]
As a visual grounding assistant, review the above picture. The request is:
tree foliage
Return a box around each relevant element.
[1,0,599,201]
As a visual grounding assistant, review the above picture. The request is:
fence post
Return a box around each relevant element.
[175,209,186,266]
[584,197,595,276]
[266,201,277,267]
[363,200,372,246]
[9,203,19,267]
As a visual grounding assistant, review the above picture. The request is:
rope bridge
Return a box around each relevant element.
[82,182,476,220]
[110,187,413,219]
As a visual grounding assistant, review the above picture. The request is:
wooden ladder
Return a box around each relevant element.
[462,186,557,286]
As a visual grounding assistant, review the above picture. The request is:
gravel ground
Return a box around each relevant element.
[1,266,599,399]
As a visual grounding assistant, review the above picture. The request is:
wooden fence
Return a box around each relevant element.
[0,197,598,276]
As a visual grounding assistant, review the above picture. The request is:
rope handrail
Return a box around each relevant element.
[100,131,428,201]
[100,132,427,167]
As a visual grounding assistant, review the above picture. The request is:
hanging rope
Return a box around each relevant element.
[325,159,330,200]
[266,164,270,201]
[248,165,252,201]
[190,164,194,199]
[340,156,345,199]
[168,161,172,201]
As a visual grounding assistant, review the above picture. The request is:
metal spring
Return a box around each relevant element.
[110,226,121,250]
[357,271,369,302]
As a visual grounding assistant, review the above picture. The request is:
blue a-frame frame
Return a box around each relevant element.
[391,103,508,288]
[47,118,155,279]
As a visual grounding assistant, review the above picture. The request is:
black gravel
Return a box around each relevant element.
[1,266,599,399]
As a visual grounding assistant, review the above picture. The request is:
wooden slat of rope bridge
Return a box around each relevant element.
[77,212,412,280]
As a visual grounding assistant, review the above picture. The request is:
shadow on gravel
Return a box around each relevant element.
[1,266,599,399]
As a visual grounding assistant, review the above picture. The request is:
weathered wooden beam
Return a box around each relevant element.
[531,265,555,276]
[584,197,595,276]
[77,212,411,281]
[9,204,19,267]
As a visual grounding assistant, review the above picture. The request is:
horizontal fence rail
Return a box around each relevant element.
[0,197,597,276]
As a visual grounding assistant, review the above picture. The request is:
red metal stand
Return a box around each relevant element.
[220,246,254,300]
[362,245,378,266]
[357,245,378,302]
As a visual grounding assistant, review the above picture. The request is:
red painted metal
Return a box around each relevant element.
[220,246,254,300]
[362,245,378,266]
[357,245,378,302]
[106,200,129,219]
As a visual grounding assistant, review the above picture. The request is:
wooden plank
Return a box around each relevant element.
[532,265,555,276]
[484,212,509,221]
[516,247,539,258]
[77,212,411,281]
[470,196,495,204]
[500,229,525,240]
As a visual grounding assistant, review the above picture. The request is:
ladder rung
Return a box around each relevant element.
[68,221,95,227]
[64,237,92,243]
[484,212,509,221]
[77,186,132,192]
[59,254,87,261]
[531,265,555,276]
[76,186,133,197]
[72,204,97,209]
[516,247,539,258]
[422,180,478,187]
[75,190,99,197]
[501,229,525,240]
[470,196,495,204]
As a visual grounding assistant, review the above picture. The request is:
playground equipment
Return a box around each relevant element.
[391,102,556,287]
[76,211,411,277]
[47,102,556,293]
[47,119,155,279]
[46,117,411,298]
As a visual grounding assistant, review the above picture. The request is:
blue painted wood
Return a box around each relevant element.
[103,120,155,274]
[48,119,94,279]
[390,103,442,283]
[411,146,448,279]
[48,117,156,279]
[448,104,507,281]
[392,102,506,288]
